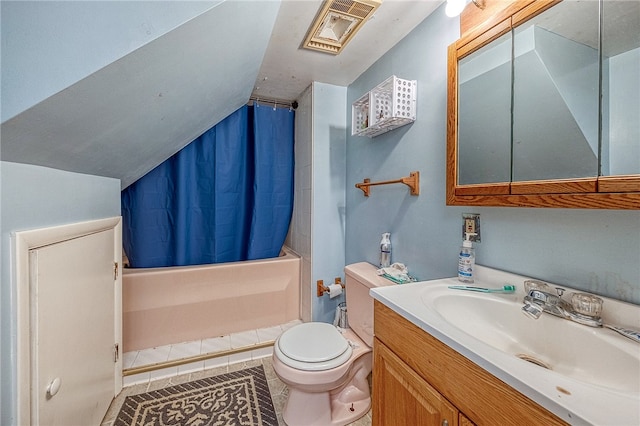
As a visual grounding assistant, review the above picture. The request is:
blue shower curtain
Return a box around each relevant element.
[121,104,294,268]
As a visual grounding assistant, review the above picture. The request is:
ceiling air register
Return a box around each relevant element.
[303,0,382,55]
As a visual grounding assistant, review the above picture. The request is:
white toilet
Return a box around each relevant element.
[272,262,393,426]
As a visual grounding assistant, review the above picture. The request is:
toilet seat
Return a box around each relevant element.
[276,322,353,371]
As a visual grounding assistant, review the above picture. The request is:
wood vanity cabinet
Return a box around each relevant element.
[373,340,471,426]
[372,301,568,426]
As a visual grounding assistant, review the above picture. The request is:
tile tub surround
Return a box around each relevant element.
[122,247,301,352]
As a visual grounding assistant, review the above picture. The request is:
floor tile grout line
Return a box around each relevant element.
[124,320,301,372]
[124,340,275,376]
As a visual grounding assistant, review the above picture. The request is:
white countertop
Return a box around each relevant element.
[370,265,640,426]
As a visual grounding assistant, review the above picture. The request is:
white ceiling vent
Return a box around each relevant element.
[302,0,382,55]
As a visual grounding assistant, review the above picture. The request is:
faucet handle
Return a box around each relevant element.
[522,300,543,319]
[571,293,603,318]
[524,279,551,293]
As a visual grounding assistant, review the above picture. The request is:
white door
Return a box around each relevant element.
[30,228,117,425]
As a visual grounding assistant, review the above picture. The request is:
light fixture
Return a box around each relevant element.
[302,0,382,55]
[445,0,485,18]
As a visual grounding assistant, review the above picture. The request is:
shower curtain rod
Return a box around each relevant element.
[248,95,298,110]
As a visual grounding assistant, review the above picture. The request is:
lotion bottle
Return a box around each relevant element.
[458,232,476,283]
[379,232,391,268]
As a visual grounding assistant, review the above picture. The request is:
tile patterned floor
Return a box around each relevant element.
[102,321,372,426]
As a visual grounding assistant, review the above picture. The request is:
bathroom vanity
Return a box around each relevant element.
[370,266,640,425]
[373,302,565,425]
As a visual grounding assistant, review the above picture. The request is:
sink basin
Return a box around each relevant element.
[420,286,640,394]
[371,266,640,425]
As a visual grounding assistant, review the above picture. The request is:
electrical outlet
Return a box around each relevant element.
[462,213,480,242]
[465,218,475,233]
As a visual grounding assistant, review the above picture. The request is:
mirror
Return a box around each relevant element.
[447,0,639,209]
[512,1,599,182]
[458,31,511,186]
[601,0,640,177]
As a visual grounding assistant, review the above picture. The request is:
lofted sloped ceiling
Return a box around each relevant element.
[1,0,281,189]
[252,0,442,102]
[1,0,442,189]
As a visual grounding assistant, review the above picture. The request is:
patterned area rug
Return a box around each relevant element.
[114,365,277,426]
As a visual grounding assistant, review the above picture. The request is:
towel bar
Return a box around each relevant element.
[355,171,420,196]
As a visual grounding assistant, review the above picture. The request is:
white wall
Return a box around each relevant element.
[0,161,121,425]
[287,85,313,322]
[345,4,640,304]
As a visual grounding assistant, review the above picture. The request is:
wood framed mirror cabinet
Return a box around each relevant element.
[447,0,640,209]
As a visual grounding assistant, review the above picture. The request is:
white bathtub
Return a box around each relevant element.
[122,247,300,351]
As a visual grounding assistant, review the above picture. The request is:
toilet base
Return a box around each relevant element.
[283,389,370,426]
[281,353,372,426]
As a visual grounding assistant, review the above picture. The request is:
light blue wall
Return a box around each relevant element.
[312,83,348,323]
[347,3,462,282]
[1,0,219,122]
[0,161,121,425]
[346,4,640,304]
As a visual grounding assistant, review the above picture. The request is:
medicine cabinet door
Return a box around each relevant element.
[600,0,640,181]
[457,31,511,190]
[446,0,640,209]
[511,0,599,188]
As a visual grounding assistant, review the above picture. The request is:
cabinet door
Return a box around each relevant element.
[29,228,118,425]
[460,413,476,426]
[373,339,458,426]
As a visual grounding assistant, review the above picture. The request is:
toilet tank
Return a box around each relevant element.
[344,262,395,347]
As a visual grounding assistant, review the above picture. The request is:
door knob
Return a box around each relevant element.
[46,377,61,398]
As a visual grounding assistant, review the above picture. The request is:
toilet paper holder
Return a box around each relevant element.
[317,278,345,297]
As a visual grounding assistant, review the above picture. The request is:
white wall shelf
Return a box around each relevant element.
[351,75,417,137]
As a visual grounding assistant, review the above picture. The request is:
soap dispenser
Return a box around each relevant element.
[379,232,391,268]
[458,232,476,283]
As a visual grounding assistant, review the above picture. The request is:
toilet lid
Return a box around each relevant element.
[276,322,352,371]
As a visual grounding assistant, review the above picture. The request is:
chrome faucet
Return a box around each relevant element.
[522,288,603,327]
